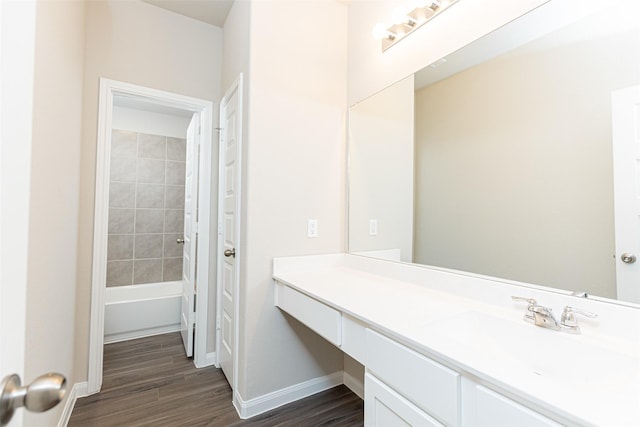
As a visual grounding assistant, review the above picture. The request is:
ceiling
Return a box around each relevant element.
[141,0,234,28]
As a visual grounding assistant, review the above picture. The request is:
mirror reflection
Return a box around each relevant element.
[348,1,640,304]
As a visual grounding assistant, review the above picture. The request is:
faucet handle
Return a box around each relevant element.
[511,296,537,306]
[511,296,537,323]
[561,306,598,334]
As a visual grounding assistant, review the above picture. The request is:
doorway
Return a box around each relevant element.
[612,84,640,303]
[88,79,214,394]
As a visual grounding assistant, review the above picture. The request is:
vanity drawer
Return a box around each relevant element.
[472,385,562,427]
[365,329,460,426]
[276,283,341,346]
[342,314,367,364]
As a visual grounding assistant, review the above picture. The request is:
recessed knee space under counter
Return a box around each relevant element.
[273,254,640,427]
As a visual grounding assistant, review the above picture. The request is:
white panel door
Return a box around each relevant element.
[218,76,242,388]
[181,114,199,357]
[612,85,640,303]
[1,2,34,425]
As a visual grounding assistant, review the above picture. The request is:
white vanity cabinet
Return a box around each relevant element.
[274,280,565,427]
[273,254,640,426]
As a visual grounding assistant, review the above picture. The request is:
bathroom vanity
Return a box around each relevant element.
[273,254,640,427]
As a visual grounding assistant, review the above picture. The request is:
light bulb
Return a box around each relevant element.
[415,0,441,10]
[372,23,394,40]
[429,0,442,10]
[392,6,413,26]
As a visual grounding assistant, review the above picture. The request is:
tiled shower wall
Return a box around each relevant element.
[106,129,186,286]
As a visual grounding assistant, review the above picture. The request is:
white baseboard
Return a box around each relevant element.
[234,371,343,419]
[195,351,218,368]
[57,381,88,427]
[343,370,364,400]
[104,324,180,344]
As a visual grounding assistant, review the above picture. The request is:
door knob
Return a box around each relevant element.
[176,238,185,244]
[621,253,637,264]
[224,248,236,258]
[0,373,66,425]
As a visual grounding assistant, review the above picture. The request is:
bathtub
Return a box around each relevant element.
[104,281,182,344]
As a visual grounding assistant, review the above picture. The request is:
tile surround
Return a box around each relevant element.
[106,260,133,287]
[166,137,186,161]
[164,209,184,233]
[166,161,186,185]
[107,129,187,286]
[163,257,183,281]
[135,209,165,234]
[108,208,134,234]
[134,259,163,284]
[136,184,165,208]
[137,158,166,184]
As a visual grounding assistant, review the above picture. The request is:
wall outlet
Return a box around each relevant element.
[369,219,378,236]
[307,219,318,238]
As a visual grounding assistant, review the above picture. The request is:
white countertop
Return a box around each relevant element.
[273,254,640,427]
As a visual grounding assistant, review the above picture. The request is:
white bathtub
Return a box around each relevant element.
[104,281,182,344]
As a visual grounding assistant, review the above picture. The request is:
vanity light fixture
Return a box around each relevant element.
[373,0,460,52]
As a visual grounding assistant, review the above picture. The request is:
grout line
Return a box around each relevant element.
[131,132,139,286]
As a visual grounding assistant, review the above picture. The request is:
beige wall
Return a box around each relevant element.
[235,0,349,401]
[413,5,640,298]
[24,1,85,425]
[349,76,414,261]
[75,0,222,381]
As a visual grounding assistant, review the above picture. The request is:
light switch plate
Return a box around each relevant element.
[369,219,378,236]
[308,219,318,238]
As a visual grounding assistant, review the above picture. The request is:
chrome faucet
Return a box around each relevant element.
[511,296,597,334]
[560,306,598,334]
[530,305,560,330]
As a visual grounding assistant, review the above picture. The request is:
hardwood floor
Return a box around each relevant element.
[69,333,364,426]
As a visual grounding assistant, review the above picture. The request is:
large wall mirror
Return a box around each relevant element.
[348,0,640,305]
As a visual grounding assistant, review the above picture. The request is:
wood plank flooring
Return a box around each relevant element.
[69,333,364,426]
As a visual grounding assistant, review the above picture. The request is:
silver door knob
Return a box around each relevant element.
[176,238,185,244]
[621,253,637,264]
[0,373,66,425]
[224,248,236,258]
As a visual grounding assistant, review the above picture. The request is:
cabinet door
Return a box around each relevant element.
[365,373,444,427]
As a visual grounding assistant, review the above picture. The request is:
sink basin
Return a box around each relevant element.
[424,311,640,392]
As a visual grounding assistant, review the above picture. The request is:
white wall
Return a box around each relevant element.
[234,0,349,402]
[348,75,414,261]
[76,0,222,383]
[112,106,191,138]
[347,0,549,105]
[23,1,85,425]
